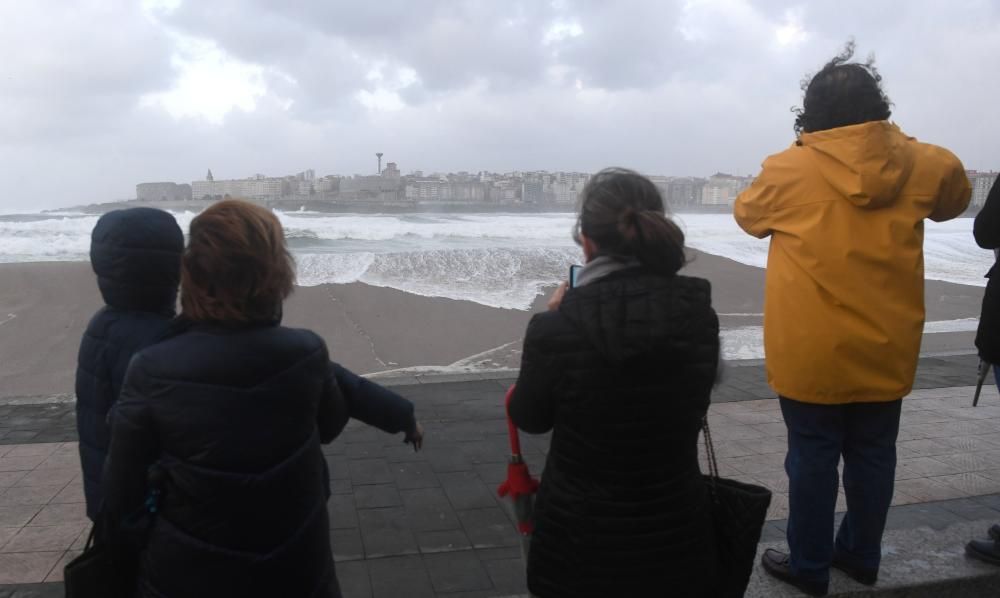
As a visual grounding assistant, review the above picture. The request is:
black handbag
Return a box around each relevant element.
[702,416,773,598]
[63,523,116,598]
[64,490,153,598]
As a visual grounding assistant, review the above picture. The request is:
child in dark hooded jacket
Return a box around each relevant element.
[75,208,184,521]
[77,208,423,524]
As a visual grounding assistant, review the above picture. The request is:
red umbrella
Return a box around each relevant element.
[497,385,540,560]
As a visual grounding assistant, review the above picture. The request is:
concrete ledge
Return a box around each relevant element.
[368,369,518,387]
[0,352,979,400]
[747,519,1000,597]
[364,350,979,385]
[0,393,74,406]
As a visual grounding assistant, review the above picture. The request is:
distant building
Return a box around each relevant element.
[405,178,451,201]
[488,180,520,203]
[136,182,192,202]
[314,176,341,193]
[545,172,590,205]
[383,162,401,179]
[191,179,216,199]
[522,177,544,204]
[664,177,706,208]
[403,177,487,202]
[341,175,402,195]
[969,171,998,208]
[192,172,287,200]
[701,173,752,206]
[453,181,487,202]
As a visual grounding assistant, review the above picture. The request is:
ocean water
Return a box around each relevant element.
[0,210,991,311]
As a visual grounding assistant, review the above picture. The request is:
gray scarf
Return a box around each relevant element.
[575,255,641,288]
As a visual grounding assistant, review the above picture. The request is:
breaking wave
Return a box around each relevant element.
[296,246,582,310]
[0,209,989,310]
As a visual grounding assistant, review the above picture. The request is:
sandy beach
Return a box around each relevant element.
[0,252,985,398]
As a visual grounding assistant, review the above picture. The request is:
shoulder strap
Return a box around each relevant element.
[702,416,720,483]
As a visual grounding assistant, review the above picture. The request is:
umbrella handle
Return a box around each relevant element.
[505,385,523,455]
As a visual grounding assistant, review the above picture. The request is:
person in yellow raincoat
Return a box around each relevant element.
[734,43,971,596]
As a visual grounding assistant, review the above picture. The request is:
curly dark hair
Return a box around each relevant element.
[793,40,892,135]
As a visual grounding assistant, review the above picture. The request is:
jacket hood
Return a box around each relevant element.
[90,208,184,313]
[558,269,715,365]
[800,121,916,209]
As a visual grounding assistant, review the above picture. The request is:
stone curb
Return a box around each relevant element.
[363,350,980,384]
[0,350,980,403]
[747,519,1000,597]
[0,393,75,406]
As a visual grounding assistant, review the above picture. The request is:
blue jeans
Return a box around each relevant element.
[780,397,902,584]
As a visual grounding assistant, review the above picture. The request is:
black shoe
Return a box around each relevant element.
[831,553,878,586]
[989,524,1000,542]
[967,538,1000,566]
[761,548,829,596]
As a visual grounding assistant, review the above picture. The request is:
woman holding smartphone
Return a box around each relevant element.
[509,168,720,597]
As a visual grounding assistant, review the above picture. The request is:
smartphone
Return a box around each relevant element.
[569,264,583,288]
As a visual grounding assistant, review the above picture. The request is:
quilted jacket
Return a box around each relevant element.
[510,268,720,598]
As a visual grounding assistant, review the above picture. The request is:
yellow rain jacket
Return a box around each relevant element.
[734,121,971,404]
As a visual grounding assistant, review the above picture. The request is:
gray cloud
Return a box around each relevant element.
[0,0,998,211]
[0,2,175,144]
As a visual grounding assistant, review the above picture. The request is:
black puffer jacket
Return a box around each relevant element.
[333,363,416,435]
[75,208,183,520]
[102,320,349,598]
[976,174,1000,365]
[510,268,720,598]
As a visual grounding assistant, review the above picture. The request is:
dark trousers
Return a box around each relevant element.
[780,396,902,583]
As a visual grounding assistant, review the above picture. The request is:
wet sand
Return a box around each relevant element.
[0,253,985,398]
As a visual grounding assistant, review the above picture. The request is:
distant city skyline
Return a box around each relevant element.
[135,165,998,209]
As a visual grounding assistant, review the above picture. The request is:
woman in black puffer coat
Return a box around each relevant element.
[102,200,349,598]
[509,169,720,598]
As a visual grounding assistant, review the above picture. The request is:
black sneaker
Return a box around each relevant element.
[831,553,878,586]
[967,538,1000,566]
[760,548,829,596]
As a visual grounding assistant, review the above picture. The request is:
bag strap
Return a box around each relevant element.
[702,416,720,493]
[83,523,97,551]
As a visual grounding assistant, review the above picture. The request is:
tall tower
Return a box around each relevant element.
[206,169,214,182]
[376,153,383,175]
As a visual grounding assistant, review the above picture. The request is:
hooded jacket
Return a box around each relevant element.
[974,174,1000,364]
[75,208,183,520]
[734,121,971,404]
[509,268,719,598]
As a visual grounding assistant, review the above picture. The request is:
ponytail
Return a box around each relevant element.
[578,168,687,275]
[616,207,686,275]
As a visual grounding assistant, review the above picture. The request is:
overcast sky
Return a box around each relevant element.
[2,0,998,211]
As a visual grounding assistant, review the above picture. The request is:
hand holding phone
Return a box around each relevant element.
[549,264,582,312]
[569,264,583,289]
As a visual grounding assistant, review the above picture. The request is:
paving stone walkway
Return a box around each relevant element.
[1,353,999,596]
